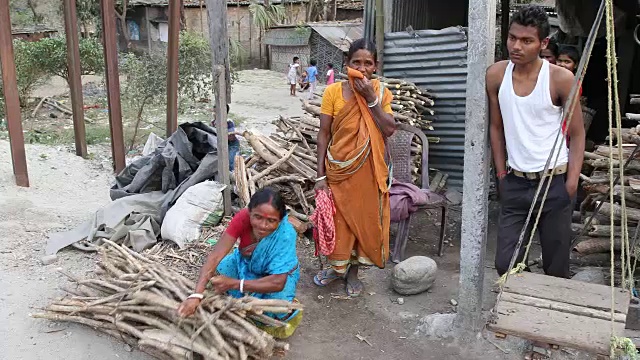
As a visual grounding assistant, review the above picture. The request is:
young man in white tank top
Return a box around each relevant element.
[486,5,585,279]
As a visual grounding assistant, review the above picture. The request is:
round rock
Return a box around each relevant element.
[40,254,59,266]
[392,256,437,295]
[571,267,605,285]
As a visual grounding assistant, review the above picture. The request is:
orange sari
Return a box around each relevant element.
[325,68,393,272]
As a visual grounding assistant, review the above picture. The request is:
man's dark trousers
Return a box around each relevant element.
[495,173,573,278]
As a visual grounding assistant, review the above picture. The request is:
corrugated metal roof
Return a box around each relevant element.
[12,24,57,34]
[308,22,363,52]
[264,27,312,46]
[383,26,468,188]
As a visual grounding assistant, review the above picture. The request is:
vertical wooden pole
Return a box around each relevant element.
[214,66,231,216]
[166,0,180,137]
[0,0,29,187]
[100,0,126,173]
[206,0,231,102]
[146,7,152,51]
[375,0,384,75]
[63,0,88,158]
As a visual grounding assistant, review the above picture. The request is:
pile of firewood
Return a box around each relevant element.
[333,74,437,132]
[235,125,316,215]
[32,240,301,360]
[573,128,640,261]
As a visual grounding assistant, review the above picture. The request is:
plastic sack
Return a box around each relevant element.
[161,181,226,248]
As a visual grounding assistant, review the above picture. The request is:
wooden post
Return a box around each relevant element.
[166,0,180,137]
[375,0,384,75]
[214,66,231,216]
[0,0,29,187]
[63,0,88,158]
[145,7,152,51]
[206,0,231,102]
[100,0,126,173]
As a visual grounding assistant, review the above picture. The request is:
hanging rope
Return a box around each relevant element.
[604,0,637,357]
[490,0,606,318]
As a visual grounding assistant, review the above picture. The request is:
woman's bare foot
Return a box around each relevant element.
[345,265,363,297]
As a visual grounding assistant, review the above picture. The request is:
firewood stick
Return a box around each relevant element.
[253,145,298,182]
[573,237,622,255]
[262,175,306,187]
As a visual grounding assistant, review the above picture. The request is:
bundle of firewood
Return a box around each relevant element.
[32,240,301,360]
[235,125,316,215]
[333,73,438,132]
[573,132,640,259]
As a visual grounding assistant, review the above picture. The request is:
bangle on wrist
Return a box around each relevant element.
[497,170,508,178]
[315,175,327,182]
[367,97,379,108]
[240,279,245,294]
[187,293,204,300]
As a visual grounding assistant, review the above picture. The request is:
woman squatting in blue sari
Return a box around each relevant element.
[177,188,301,337]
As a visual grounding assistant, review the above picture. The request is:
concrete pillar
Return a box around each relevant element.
[456,0,496,332]
[383,0,393,33]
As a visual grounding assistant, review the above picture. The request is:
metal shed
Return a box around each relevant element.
[383,26,468,188]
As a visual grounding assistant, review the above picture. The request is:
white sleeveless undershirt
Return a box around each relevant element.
[498,60,568,172]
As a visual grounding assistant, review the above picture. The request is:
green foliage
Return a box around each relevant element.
[249,2,287,31]
[11,39,51,106]
[178,31,213,101]
[29,37,104,82]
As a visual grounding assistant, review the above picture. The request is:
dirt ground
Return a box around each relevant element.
[1,70,596,360]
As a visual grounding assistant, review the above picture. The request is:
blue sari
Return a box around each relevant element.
[216,214,300,320]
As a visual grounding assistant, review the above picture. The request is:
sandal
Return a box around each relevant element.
[313,269,342,287]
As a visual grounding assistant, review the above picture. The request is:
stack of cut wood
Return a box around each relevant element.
[574,130,640,260]
[32,240,301,360]
[235,125,316,215]
[332,73,438,132]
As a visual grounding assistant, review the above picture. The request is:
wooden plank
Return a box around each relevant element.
[489,301,625,355]
[501,292,626,323]
[503,272,629,314]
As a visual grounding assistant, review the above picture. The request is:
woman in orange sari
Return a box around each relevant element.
[313,39,396,296]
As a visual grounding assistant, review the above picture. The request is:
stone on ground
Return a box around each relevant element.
[571,267,605,285]
[392,256,437,295]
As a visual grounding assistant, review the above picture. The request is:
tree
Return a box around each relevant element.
[31,37,104,85]
[75,0,101,38]
[249,2,286,63]
[9,39,51,106]
[115,0,131,49]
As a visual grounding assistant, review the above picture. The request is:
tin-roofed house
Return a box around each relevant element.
[264,21,363,76]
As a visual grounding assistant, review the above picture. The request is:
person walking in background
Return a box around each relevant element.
[486,5,584,280]
[211,104,240,172]
[287,57,301,96]
[326,63,335,85]
[306,59,318,99]
[313,39,396,297]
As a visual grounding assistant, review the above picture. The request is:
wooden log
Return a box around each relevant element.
[257,135,315,179]
[589,225,624,237]
[301,101,321,117]
[569,252,611,266]
[586,158,640,170]
[600,202,640,221]
[234,155,250,207]
[253,145,298,182]
[573,237,622,255]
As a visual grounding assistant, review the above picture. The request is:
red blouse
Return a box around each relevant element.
[225,208,256,252]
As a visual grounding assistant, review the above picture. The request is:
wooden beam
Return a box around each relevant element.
[206,0,231,102]
[166,0,180,137]
[63,0,88,158]
[214,66,231,216]
[100,0,126,173]
[0,0,29,187]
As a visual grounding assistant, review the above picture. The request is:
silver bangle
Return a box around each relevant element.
[240,279,245,294]
[315,175,327,182]
[187,293,204,300]
[367,97,379,108]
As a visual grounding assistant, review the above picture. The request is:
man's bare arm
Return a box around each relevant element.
[556,68,585,197]
[487,63,507,179]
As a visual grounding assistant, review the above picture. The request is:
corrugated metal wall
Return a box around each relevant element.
[383,26,468,188]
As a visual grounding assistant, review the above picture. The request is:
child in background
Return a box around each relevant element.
[287,57,301,96]
[326,63,335,85]
[299,70,310,91]
[211,104,240,172]
[306,59,318,100]
[540,38,559,64]
[557,45,579,74]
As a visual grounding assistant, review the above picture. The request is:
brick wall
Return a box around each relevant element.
[184,4,307,67]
